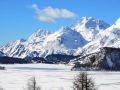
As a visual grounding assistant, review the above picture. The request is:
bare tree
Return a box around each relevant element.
[73,72,97,90]
[0,66,6,70]
[0,86,5,90]
[24,77,41,90]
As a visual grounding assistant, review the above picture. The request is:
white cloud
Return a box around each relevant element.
[31,4,76,23]
[37,16,56,23]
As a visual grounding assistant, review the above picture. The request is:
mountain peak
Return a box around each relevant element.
[81,17,87,20]
[41,26,87,57]
[18,38,26,42]
[59,26,73,33]
[74,18,120,56]
[27,29,52,44]
[115,17,120,23]
[71,17,110,41]
[28,29,51,39]
[113,18,120,28]
[34,29,51,37]
[88,17,94,20]
[72,17,109,29]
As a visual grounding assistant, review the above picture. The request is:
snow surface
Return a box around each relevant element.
[0,64,120,90]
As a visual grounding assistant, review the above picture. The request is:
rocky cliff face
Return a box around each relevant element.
[70,47,120,71]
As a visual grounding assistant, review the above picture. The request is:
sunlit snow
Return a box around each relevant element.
[0,64,120,90]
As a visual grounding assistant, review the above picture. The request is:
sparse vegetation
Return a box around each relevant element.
[0,86,5,90]
[24,77,41,90]
[0,66,5,70]
[71,47,120,71]
[73,72,97,90]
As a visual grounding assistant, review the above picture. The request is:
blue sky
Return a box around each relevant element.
[0,0,120,47]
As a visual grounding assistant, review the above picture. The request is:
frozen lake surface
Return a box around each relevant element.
[0,64,120,90]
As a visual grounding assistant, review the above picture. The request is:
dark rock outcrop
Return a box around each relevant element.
[70,47,120,71]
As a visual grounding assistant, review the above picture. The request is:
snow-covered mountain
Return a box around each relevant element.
[0,17,119,60]
[71,17,110,41]
[75,17,120,56]
[0,29,52,58]
[27,29,51,44]
[25,27,87,58]
[36,27,87,57]
[0,39,26,57]
[0,27,87,59]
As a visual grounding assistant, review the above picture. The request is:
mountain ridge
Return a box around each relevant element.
[70,17,110,41]
[0,17,119,60]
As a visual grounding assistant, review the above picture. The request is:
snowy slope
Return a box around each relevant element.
[27,29,51,44]
[71,17,110,41]
[0,29,52,58]
[43,27,86,49]
[0,27,87,58]
[24,27,87,58]
[0,39,26,57]
[75,17,120,56]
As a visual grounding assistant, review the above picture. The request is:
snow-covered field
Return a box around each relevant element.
[0,64,120,90]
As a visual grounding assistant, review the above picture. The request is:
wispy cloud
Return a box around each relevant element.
[31,4,76,23]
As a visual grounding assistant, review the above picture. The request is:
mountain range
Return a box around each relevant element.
[75,17,120,56]
[0,17,120,60]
